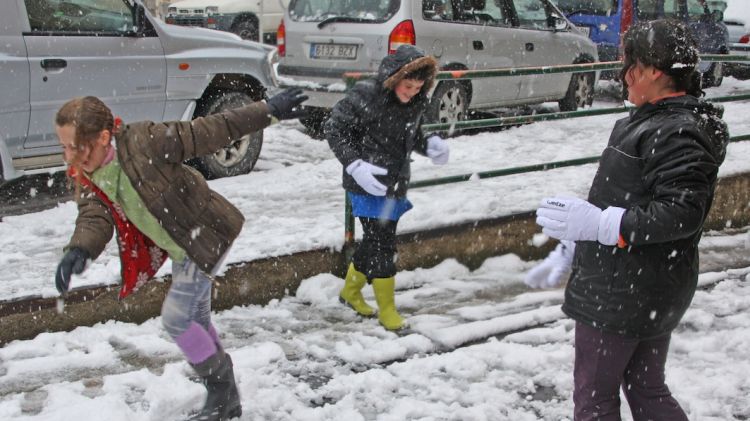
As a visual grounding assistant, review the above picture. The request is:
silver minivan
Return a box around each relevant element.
[276,0,599,133]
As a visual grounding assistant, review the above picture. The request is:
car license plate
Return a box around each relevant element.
[310,43,357,60]
[575,25,591,37]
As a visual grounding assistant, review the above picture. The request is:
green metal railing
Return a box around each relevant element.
[341,56,750,250]
[343,55,750,87]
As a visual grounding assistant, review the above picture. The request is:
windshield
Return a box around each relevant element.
[288,0,400,22]
[553,0,618,16]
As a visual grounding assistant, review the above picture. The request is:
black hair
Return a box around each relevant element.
[620,19,704,98]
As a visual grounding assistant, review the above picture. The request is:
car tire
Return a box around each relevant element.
[702,62,723,88]
[732,65,750,81]
[426,81,468,133]
[559,70,594,112]
[299,107,330,139]
[232,18,259,42]
[193,91,263,179]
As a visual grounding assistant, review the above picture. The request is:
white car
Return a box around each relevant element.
[0,0,279,184]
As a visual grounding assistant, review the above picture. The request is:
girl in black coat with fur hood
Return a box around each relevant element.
[526,20,729,420]
[324,45,447,331]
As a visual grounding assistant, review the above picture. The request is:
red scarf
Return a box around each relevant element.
[69,168,168,299]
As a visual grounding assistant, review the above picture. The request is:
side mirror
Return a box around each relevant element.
[548,15,568,31]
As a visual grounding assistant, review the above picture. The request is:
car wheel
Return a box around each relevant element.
[702,62,723,88]
[232,18,259,42]
[194,91,263,179]
[733,65,750,81]
[559,71,594,112]
[299,107,330,139]
[426,81,468,133]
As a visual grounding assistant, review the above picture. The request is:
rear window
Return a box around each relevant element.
[553,0,618,16]
[288,0,401,22]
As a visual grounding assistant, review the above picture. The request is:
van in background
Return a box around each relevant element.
[165,0,289,43]
[553,0,729,87]
[276,0,599,135]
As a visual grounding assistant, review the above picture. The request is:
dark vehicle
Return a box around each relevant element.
[553,0,729,87]
[727,31,750,80]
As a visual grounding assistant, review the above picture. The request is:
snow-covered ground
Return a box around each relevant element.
[1,78,750,420]
[2,79,750,301]
[0,229,748,421]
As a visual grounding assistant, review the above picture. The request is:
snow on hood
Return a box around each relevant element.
[154,18,274,53]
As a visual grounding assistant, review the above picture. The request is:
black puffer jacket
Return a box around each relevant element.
[562,96,729,339]
[324,45,437,197]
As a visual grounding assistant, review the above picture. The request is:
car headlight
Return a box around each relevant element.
[167,6,177,13]
[205,6,219,14]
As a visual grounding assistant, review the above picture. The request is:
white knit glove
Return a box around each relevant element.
[346,159,388,196]
[524,240,575,288]
[426,135,450,165]
[536,197,625,245]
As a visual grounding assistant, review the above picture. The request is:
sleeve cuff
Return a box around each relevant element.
[598,206,626,246]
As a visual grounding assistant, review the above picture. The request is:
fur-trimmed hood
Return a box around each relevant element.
[378,45,438,94]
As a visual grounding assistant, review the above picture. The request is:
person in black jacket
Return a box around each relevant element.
[525,20,729,420]
[324,45,447,331]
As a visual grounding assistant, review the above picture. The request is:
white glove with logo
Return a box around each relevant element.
[426,135,450,165]
[524,240,575,288]
[535,197,625,246]
[346,159,388,196]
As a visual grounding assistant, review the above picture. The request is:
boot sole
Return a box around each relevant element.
[338,296,376,318]
[225,404,242,419]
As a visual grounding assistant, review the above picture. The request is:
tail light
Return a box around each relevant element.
[740,34,750,44]
[277,20,286,57]
[388,20,415,54]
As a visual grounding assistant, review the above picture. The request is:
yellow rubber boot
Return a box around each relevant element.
[372,276,405,330]
[339,263,376,317]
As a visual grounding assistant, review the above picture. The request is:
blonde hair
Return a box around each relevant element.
[55,96,114,184]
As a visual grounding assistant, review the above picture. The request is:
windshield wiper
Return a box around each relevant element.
[317,16,374,29]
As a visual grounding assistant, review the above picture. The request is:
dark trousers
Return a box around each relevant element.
[574,322,688,421]
[352,217,398,280]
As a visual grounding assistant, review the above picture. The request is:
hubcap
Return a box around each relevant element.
[212,135,250,168]
[438,86,465,123]
[574,74,590,108]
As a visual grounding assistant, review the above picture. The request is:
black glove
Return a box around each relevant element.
[55,247,90,294]
[266,88,309,120]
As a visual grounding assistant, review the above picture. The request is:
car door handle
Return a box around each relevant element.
[473,40,484,50]
[525,43,535,52]
[40,59,67,70]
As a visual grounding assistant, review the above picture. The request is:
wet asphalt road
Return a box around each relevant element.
[0,172,71,220]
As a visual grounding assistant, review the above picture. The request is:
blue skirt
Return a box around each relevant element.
[348,192,413,221]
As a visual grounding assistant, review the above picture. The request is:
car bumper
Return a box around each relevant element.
[276,65,353,108]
